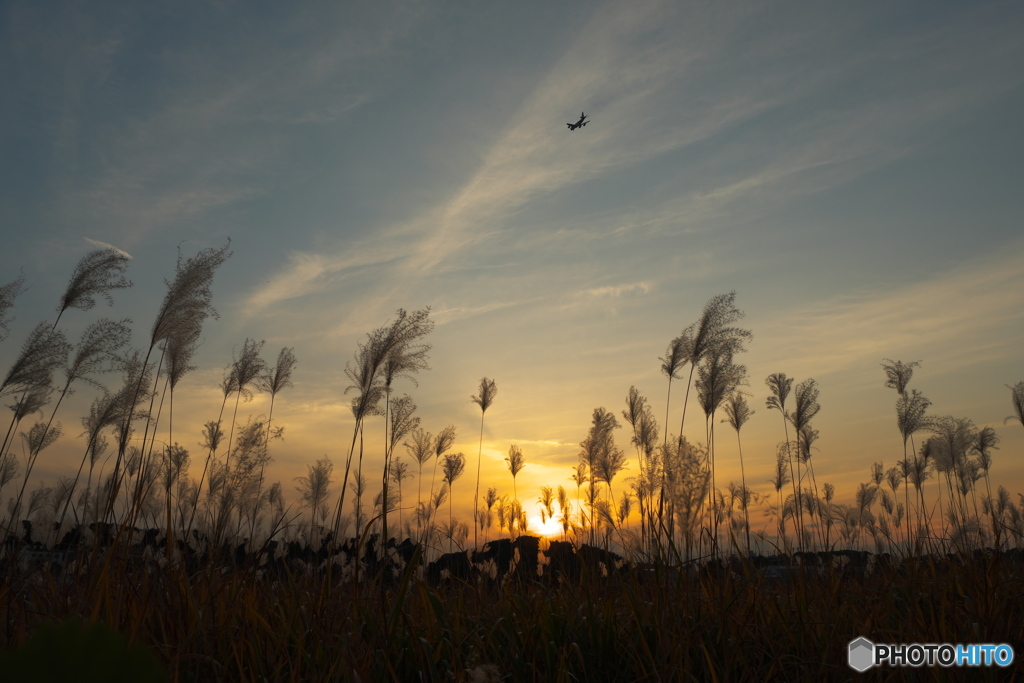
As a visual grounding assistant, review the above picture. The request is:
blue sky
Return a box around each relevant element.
[2,1,1023,534]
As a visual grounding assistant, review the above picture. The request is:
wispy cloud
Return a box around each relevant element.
[398,0,1024,280]
[579,282,652,299]
[400,2,776,275]
[244,245,403,315]
[44,4,428,245]
[243,0,1024,330]
[754,240,1024,383]
[83,237,132,258]
[431,298,542,326]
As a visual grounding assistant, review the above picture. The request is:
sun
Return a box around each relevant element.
[528,514,563,539]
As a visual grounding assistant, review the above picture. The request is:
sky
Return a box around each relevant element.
[1,0,1023,540]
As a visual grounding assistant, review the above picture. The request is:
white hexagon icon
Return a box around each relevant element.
[848,637,874,672]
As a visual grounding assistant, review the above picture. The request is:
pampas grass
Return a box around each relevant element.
[55,248,132,324]
[1006,380,1024,429]
[470,377,496,551]
[0,272,26,342]
[723,391,754,553]
[4,249,1024,681]
[332,308,432,544]
[505,443,525,523]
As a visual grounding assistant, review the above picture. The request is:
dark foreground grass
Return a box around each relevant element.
[1,544,1022,682]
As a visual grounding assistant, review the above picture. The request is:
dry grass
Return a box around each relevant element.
[1,541,1022,682]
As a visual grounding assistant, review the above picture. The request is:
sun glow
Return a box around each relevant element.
[528,514,564,539]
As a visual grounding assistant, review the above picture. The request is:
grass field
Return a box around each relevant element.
[1,247,1022,681]
[1,534,1022,681]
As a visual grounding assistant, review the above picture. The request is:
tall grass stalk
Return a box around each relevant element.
[405,427,433,535]
[105,241,230,524]
[672,292,751,449]
[441,452,465,551]
[0,272,26,343]
[382,394,418,543]
[695,346,745,554]
[55,248,132,329]
[578,409,618,545]
[9,319,129,536]
[55,351,152,532]
[765,373,797,546]
[1005,381,1024,429]
[427,425,456,512]
[161,325,199,548]
[380,335,429,550]
[220,339,266,480]
[0,323,71,460]
[659,338,687,449]
[506,444,525,537]
[894,388,931,546]
[722,392,753,554]
[248,347,296,543]
[622,386,658,553]
[331,309,432,546]
[470,377,496,550]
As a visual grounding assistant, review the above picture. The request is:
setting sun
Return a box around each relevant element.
[528,513,565,539]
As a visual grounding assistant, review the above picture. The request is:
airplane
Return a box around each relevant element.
[566,112,589,131]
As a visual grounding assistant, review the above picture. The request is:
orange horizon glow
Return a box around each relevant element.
[527,513,565,539]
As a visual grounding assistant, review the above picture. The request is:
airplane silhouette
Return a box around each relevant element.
[566,112,589,131]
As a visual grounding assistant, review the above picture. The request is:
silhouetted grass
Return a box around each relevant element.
[2,252,1023,681]
[2,538,1023,681]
